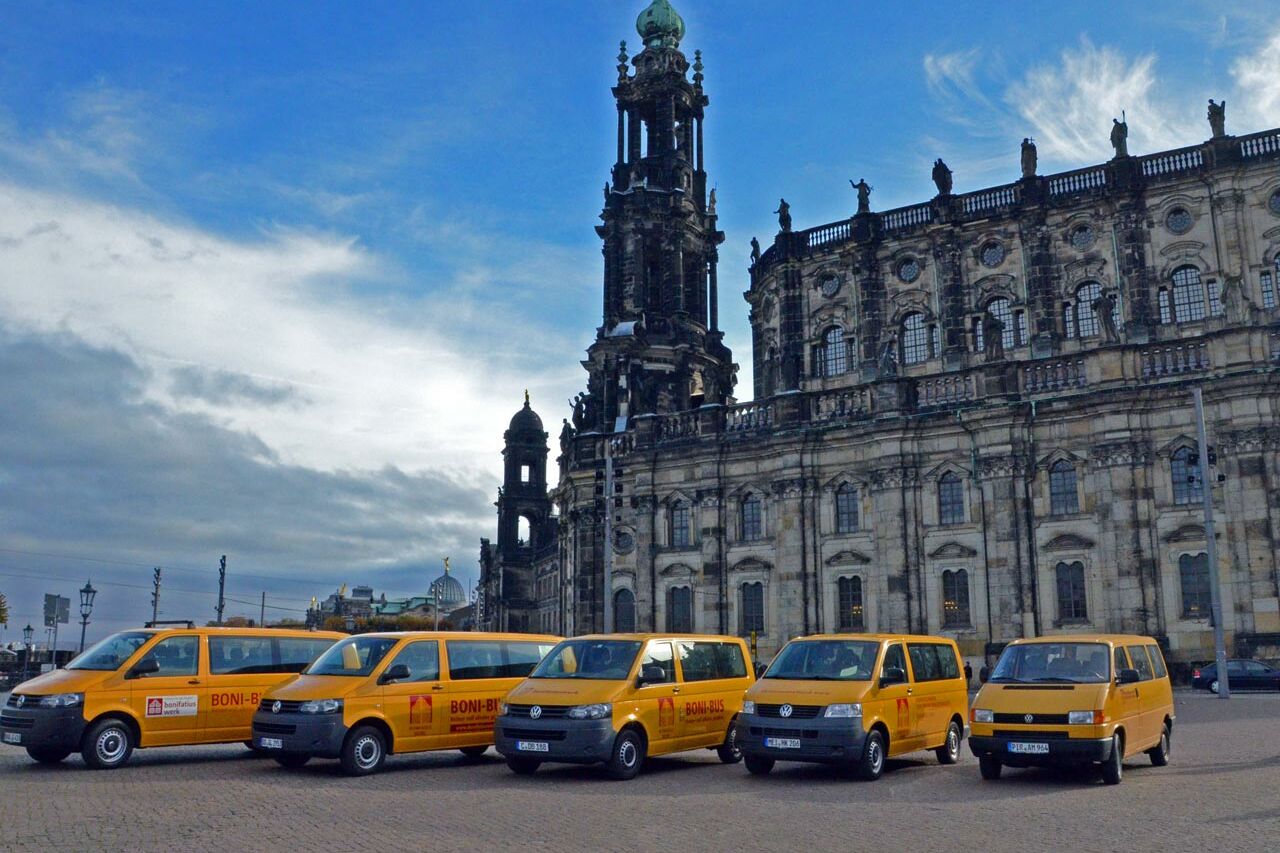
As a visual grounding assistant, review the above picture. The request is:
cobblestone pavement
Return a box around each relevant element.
[1,691,1277,852]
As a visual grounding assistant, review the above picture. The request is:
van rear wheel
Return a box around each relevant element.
[853,730,886,781]
[716,723,743,764]
[1147,724,1170,767]
[1101,733,1123,785]
[26,747,71,765]
[506,756,540,775]
[978,756,1002,780]
[273,752,310,769]
[81,718,134,770]
[935,720,962,765]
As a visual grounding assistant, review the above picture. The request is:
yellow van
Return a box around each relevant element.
[736,633,969,780]
[968,634,1175,784]
[493,633,755,780]
[251,631,561,775]
[0,623,342,769]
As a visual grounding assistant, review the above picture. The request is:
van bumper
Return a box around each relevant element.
[251,711,346,758]
[493,715,616,764]
[736,714,866,764]
[968,734,1113,766]
[0,703,87,752]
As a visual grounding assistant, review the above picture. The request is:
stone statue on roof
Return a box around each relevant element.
[1020,137,1037,178]
[750,237,761,264]
[932,159,953,196]
[1207,99,1226,138]
[1110,114,1129,158]
[851,178,872,215]
[774,198,792,233]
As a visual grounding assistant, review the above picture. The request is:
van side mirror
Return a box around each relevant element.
[1116,668,1140,685]
[126,657,160,679]
[880,666,906,688]
[637,664,667,686]
[379,663,411,685]
[979,666,990,684]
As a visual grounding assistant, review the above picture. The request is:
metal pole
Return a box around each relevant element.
[260,591,266,628]
[151,568,162,623]
[603,437,614,634]
[79,616,88,654]
[1193,388,1230,699]
[216,555,227,626]
[51,620,59,670]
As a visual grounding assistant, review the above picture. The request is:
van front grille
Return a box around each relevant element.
[253,722,297,735]
[993,713,1070,725]
[993,729,1071,740]
[757,704,822,719]
[258,699,303,713]
[502,727,567,741]
[505,704,570,719]
[1,714,34,729]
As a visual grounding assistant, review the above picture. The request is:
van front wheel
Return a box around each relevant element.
[935,720,962,765]
[81,718,134,770]
[26,747,71,764]
[506,756,540,775]
[978,756,1002,780]
[744,754,774,775]
[459,746,488,759]
[605,729,645,780]
[340,726,386,776]
[853,730,886,781]
[1101,733,1123,785]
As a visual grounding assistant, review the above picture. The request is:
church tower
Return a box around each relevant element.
[579,0,736,431]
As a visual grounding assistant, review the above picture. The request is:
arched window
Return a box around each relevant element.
[1261,256,1277,309]
[1073,282,1102,337]
[942,569,971,627]
[666,586,693,632]
[938,473,965,525]
[1049,460,1079,515]
[670,501,691,548]
[835,483,859,533]
[837,576,864,630]
[901,312,928,364]
[1179,553,1210,618]
[1171,265,1207,322]
[1170,447,1202,505]
[614,588,636,633]
[1055,561,1088,621]
[516,515,532,547]
[823,327,848,377]
[740,494,763,541]
[739,581,765,635]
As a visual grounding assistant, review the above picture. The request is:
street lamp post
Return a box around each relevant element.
[78,579,98,654]
[21,624,34,683]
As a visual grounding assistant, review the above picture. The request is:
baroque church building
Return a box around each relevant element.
[481,0,1280,671]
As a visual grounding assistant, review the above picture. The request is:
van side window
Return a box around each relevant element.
[209,636,274,674]
[446,640,551,680]
[907,644,941,681]
[1113,646,1129,676]
[141,636,199,677]
[1126,645,1154,681]
[389,640,440,682]
[640,642,676,684]
[881,643,906,678]
[277,638,334,673]
[935,644,961,680]
[1146,645,1168,679]
[678,641,747,681]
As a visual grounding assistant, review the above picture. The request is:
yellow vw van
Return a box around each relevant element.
[0,623,342,769]
[968,634,1175,784]
[736,633,969,780]
[494,634,755,780]
[252,631,561,775]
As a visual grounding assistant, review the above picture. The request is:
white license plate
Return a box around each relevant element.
[516,741,549,753]
[765,737,802,750]
[1008,741,1050,754]
[258,737,283,750]
[3,732,21,745]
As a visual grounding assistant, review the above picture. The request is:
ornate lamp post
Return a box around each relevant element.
[21,624,34,682]
[78,579,98,654]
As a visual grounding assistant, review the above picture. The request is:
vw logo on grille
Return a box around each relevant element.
[530,705,542,720]
[272,701,282,714]
[1024,713,1034,724]
[780,704,794,718]
[15,695,25,708]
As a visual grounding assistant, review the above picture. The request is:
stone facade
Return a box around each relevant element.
[480,2,1280,671]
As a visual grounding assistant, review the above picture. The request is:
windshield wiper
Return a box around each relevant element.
[1031,676,1082,683]
[988,676,1024,683]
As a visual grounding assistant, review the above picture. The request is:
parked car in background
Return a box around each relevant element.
[1191,660,1280,693]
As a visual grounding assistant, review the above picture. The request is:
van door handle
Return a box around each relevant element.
[672,687,680,694]
[188,680,201,685]
[431,685,444,691]
[906,687,913,695]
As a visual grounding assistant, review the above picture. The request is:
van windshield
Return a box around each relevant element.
[990,642,1111,684]
[305,636,398,677]
[66,631,154,671]
[529,640,642,680]
[764,640,880,681]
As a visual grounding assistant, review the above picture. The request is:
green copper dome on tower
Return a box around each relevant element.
[636,0,685,50]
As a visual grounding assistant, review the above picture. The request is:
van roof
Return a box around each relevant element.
[137,626,346,638]
[1006,634,1161,645]
[572,633,746,643]
[346,631,563,642]
[788,633,960,644]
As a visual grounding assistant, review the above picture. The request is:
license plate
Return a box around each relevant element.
[516,741,549,753]
[258,737,283,750]
[765,737,801,750]
[1008,741,1049,754]
[3,732,21,745]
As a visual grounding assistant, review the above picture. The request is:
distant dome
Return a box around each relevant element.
[636,0,685,50]
[508,395,544,435]
[429,571,467,607]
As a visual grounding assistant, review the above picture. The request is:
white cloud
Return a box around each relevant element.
[1231,30,1280,130]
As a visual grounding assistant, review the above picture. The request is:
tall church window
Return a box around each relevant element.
[1262,267,1276,310]
[1158,287,1173,324]
[822,327,848,377]
[1049,461,1079,515]
[986,298,1017,352]
[941,570,971,628]
[1178,553,1211,618]
[1171,265,1207,322]
[740,582,765,635]
[670,501,691,548]
[835,484,859,533]
[1207,279,1222,316]
[1073,282,1102,337]
[614,588,636,633]
[938,473,965,525]
[666,586,693,632]
[517,516,532,547]
[901,313,928,364]
[1063,301,1076,338]
[1055,561,1088,622]
[1170,447,1202,505]
[741,494,763,541]
[837,576,864,631]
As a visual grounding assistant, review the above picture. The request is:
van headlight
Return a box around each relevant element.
[37,693,83,708]
[1068,710,1101,725]
[824,703,862,718]
[567,703,611,720]
[742,700,756,715]
[972,709,994,723]
[499,702,510,716]
[298,699,343,714]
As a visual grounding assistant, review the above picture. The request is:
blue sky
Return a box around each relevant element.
[1,0,1278,643]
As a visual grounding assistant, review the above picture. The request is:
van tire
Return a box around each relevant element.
[605,728,645,780]
[244,740,267,755]
[81,718,134,770]
[459,746,489,759]
[744,754,774,775]
[274,752,310,769]
[978,757,1002,780]
[716,723,743,764]
[1101,733,1123,785]
[341,726,386,776]
[26,747,71,764]
[506,756,540,775]
[853,729,886,781]
[935,720,962,765]
[1147,724,1170,767]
